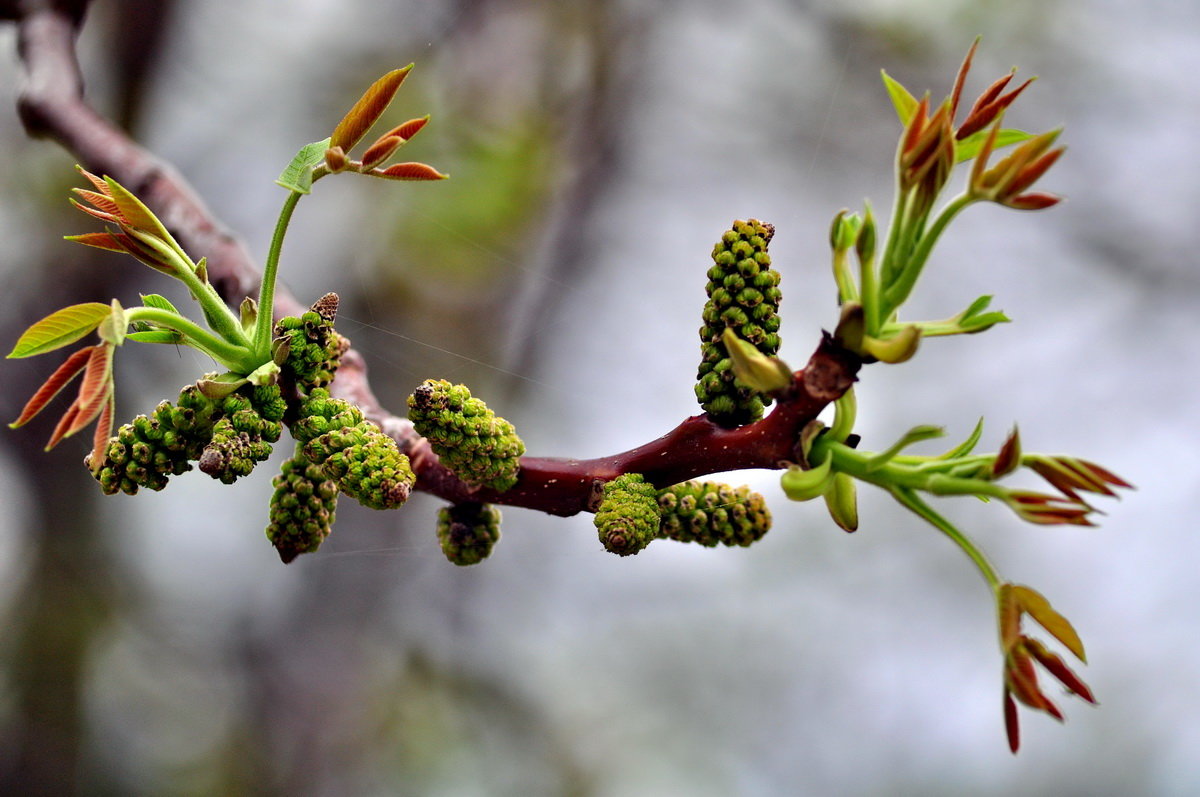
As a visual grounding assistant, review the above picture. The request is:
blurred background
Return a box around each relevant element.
[0,0,1196,794]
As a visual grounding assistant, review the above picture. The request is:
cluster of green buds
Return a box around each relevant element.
[594,474,773,556]
[291,388,415,511]
[594,474,661,556]
[196,386,286,484]
[696,218,783,427]
[273,293,349,391]
[407,379,525,492]
[265,448,340,564]
[87,381,284,494]
[436,502,502,565]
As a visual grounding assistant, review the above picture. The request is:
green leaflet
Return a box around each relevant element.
[276,137,332,194]
[955,127,1034,163]
[7,302,112,358]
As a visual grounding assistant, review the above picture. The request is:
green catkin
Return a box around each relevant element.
[695,219,783,427]
[594,473,662,556]
[656,481,772,547]
[88,382,224,495]
[265,449,340,563]
[436,503,502,565]
[407,379,525,492]
[295,388,415,510]
[196,388,284,484]
[274,293,349,392]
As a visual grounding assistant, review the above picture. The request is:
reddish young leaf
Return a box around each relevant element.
[949,37,980,118]
[65,231,128,253]
[992,426,1021,477]
[46,400,82,450]
[360,135,403,171]
[89,391,115,473]
[64,344,114,438]
[330,65,414,153]
[384,115,429,142]
[1026,639,1096,703]
[71,188,123,220]
[1004,690,1020,753]
[8,346,93,428]
[375,162,448,181]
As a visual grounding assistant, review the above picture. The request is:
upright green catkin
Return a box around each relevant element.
[595,473,662,556]
[436,503,502,565]
[407,379,525,492]
[656,481,772,547]
[274,293,349,392]
[696,219,783,427]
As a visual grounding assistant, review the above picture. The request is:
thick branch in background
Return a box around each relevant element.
[5,0,858,520]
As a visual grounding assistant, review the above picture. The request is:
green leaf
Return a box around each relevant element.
[1012,584,1086,662]
[881,70,918,125]
[196,372,248,400]
[126,330,186,344]
[139,293,180,314]
[276,137,333,194]
[104,176,172,241]
[8,303,112,358]
[955,128,1034,163]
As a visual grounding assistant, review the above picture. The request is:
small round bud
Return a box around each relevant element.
[594,473,661,556]
[436,503,502,565]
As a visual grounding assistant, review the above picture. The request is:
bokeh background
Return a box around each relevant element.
[1,0,1196,794]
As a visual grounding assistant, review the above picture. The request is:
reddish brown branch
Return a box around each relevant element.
[5,1,862,519]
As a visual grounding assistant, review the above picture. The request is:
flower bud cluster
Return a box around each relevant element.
[293,388,414,510]
[436,502,502,565]
[595,473,661,556]
[274,294,350,392]
[696,219,783,427]
[407,379,525,492]
[88,382,263,495]
[265,448,340,563]
[197,387,286,484]
[657,481,772,547]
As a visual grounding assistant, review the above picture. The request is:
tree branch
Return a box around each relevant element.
[5,1,861,518]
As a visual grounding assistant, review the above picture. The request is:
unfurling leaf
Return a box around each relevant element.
[1011,584,1086,661]
[881,70,919,125]
[8,303,112,358]
[276,137,333,194]
[329,65,413,152]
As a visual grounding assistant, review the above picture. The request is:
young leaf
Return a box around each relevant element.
[9,346,92,428]
[1012,584,1086,661]
[276,137,333,194]
[373,162,449,181]
[329,65,413,153]
[104,176,172,241]
[126,330,185,344]
[96,299,128,347]
[956,127,1035,163]
[64,344,114,437]
[7,303,112,358]
[139,293,180,314]
[865,424,945,472]
[881,70,919,125]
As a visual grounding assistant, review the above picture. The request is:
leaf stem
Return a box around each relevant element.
[882,192,974,314]
[126,307,258,372]
[889,486,1002,588]
[254,190,303,358]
